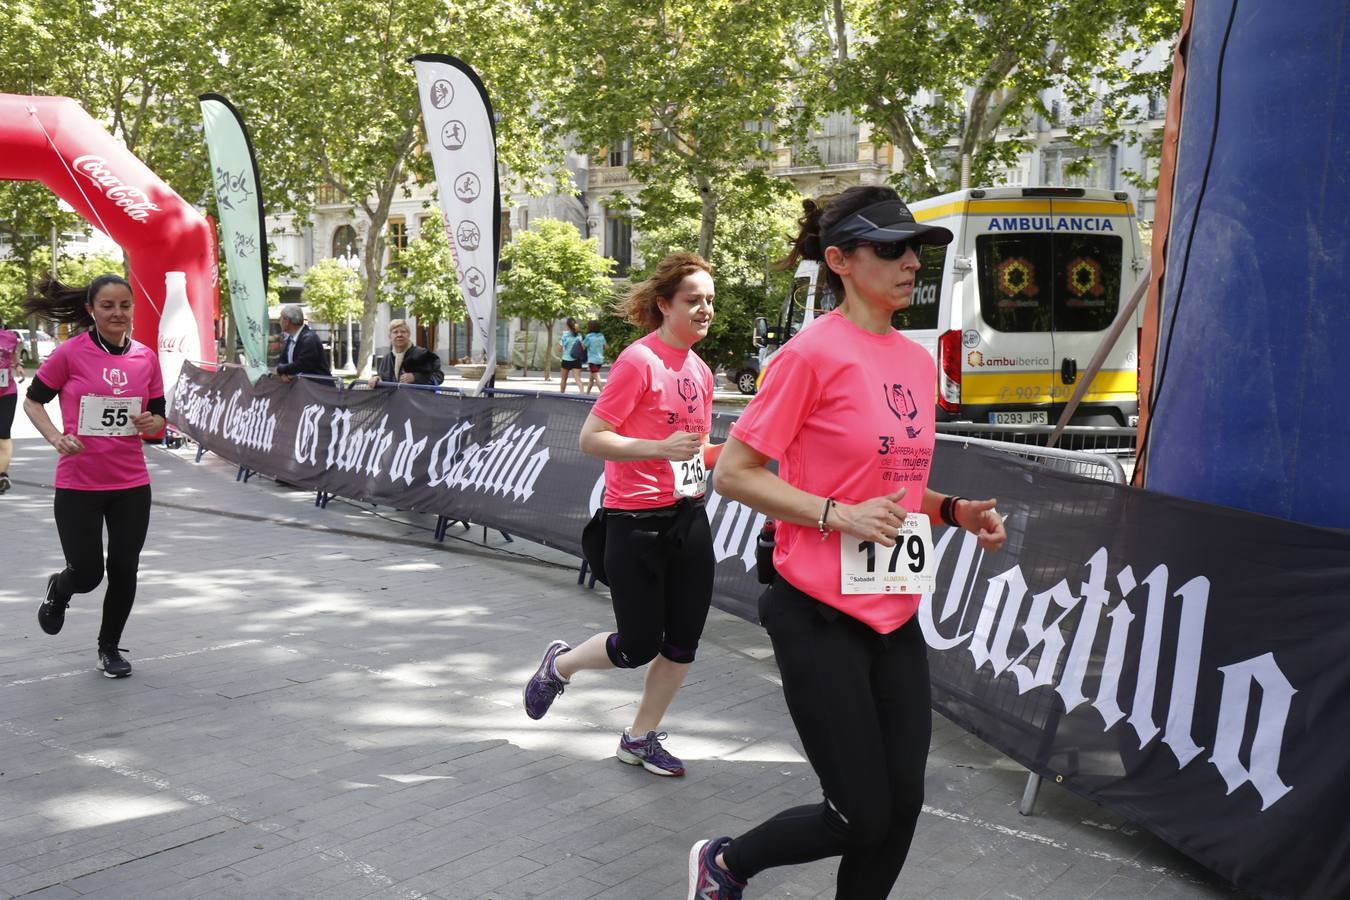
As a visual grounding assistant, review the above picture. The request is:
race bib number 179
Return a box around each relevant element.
[839,513,936,595]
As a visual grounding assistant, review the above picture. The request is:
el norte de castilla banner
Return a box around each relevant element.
[169,361,1350,900]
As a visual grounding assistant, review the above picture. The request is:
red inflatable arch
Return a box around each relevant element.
[1,93,218,369]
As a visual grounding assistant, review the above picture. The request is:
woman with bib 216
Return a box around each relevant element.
[686,187,1007,898]
[523,252,722,778]
[23,274,166,679]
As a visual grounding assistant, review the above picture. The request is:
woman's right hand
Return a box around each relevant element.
[655,431,703,461]
[52,433,85,456]
[831,489,908,546]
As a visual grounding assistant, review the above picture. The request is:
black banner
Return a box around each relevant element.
[170,363,1350,900]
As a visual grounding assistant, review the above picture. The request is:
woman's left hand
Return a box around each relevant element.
[132,411,163,436]
[957,497,1007,551]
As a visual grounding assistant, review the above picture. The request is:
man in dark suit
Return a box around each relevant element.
[367,319,443,387]
[275,304,332,382]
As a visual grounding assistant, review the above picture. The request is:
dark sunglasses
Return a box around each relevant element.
[856,239,921,260]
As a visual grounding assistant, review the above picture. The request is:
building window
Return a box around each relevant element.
[500,210,512,247]
[1041,145,1118,190]
[387,217,407,274]
[605,213,632,276]
[332,224,359,260]
[608,137,632,167]
[519,207,529,231]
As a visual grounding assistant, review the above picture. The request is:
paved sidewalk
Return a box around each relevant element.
[0,414,1248,899]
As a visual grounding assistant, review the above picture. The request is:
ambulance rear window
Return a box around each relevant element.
[891,243,945,331]
[976,233,1122,332]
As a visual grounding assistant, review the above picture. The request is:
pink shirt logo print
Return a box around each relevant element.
[884,383,924,439]
[676,376,700,413]
[103,367,129,395]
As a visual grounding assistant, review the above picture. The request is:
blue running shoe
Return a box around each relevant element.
[523,639,570,719]
[617,729,685,777]
[687,837,744,900]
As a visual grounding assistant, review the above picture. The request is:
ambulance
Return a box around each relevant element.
[755,187,1145,426]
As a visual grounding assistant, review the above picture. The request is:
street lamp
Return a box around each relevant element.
[337,248,360,372]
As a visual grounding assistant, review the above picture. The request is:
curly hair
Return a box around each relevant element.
[615,252,714,331]
[779,185,900,299]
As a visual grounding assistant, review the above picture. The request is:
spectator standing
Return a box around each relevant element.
[557,317,586,394]
[274,304,332,382]
[582,319,608,394]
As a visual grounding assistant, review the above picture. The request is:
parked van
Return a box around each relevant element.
[755,186,1145,426]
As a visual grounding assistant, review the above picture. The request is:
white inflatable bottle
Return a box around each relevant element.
[157,271,201,397]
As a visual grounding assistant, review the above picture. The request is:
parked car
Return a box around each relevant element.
[13,329,57,365]
[730,354,760,395]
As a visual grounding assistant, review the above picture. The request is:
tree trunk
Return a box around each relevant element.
[518,317,531,376]
[544,322,555,381]
[697,176,718,260]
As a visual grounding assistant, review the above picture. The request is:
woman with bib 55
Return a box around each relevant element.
[24,274,166,679]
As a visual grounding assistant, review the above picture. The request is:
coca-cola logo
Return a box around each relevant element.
[158,334,196,355]
[72,156,161,222]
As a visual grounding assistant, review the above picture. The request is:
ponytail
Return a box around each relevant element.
[25,273,131,329]
[778,186,901,299]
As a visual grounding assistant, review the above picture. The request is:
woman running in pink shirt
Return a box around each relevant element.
[0,318,24,494]
[523,252,723,778]
[686,187,1007,899]
[24,274,167,679]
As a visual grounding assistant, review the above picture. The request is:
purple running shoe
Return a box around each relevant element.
[617,729,685,777]
[687,837,744,900]
[523,639,570,720]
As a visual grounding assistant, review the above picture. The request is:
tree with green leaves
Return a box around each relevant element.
[536,0,818,260]
[497,219,615,378]
[382,207,464,346]
[209,0,565,378]
[301,258,361,370]
[806,0,1182,197]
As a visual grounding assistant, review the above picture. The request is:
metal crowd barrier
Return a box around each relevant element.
[934,431,1127,816]
[937,421,1137,457]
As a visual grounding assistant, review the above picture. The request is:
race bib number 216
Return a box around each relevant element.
[839,513,936,594]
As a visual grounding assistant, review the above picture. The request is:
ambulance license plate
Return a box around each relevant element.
[990,411,1048,426]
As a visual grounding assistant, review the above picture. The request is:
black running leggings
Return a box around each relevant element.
[723,577,932,899]
[52,485,152,649]
[602,498,715,667]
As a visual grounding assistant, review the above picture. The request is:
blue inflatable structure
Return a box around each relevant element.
[1145,1,1350,529]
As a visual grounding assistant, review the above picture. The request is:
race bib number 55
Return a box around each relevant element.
[840,513,936,594]
[77,395,142,437]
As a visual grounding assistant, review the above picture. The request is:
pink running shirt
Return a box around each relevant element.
[34,331,164,491]
[591,330,714,510]
[730,311,937,633]
[0,330,17,397]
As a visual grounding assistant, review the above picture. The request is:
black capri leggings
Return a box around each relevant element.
[602,498,715,667]
[722,576,932,899]
[52,485,152,650]
[0,393,16,439]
